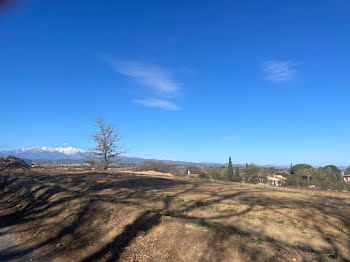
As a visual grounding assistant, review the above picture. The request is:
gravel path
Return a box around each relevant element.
[0,227,41,262]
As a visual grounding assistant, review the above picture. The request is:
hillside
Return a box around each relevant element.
[0,156,30,171]
[0,168,349,261]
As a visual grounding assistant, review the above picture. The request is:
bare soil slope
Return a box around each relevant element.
[0,169,349,261]
[0,156,29,171]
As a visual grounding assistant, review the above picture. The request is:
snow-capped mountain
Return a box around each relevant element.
[0,146,224,167]
[0,146,86,160]
[50,147,84,155]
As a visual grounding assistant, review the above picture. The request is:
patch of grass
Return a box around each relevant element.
[245,214,256,219]
[251,238,262,245]
[197,218,228,232]
[199,205,212,211]
[197,218,252,238]
[176,198,185,204]
[222,208,237,213]
[297,225,309,232]
[288,218,298,228]
[265,235,278,244]
[176,199,188,207]
[258,215,268,221]
[323,232,336,239]
[244,213,268,221]
[289,244,323,256]
[79,197,90,207]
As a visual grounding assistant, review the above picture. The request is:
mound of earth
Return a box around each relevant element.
[0,156,30,171]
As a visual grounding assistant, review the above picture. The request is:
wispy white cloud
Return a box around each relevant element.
[105,58,182,110]
[262,60,298,82]
[133,98,180,111]
[106,59,181,95]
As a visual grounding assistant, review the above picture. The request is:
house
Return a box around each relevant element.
[256,172,268,184]
[267,175,286,186]
[343,174,350,183]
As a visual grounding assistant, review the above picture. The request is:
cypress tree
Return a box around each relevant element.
[234,166,241,182]
[227,156,234,181]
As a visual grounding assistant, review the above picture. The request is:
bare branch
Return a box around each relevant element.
[87,117,125,170]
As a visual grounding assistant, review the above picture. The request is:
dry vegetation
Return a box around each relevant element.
[0,168,350,261]
[132,160,204,176]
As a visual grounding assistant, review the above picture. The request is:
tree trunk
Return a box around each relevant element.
[103,153,107,170]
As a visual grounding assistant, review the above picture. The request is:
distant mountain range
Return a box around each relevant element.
[0,146,223,167]
[0,146,85,160]
[3,146,341,169]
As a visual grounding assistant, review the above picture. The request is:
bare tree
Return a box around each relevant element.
[88,117,124,170]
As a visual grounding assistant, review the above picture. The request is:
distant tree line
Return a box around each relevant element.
[198,157,350,191]
[200,156,255,183]
[199,161,282,184]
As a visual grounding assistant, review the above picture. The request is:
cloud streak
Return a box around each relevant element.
[105,58,182,111]
[107,60,181,96]
[133,98,180,111]
[262,60,298,82]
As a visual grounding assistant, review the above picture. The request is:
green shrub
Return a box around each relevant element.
[345,166,350,175]
[322,165,341,181]
[290,164,313,175]
[242,163,261,183]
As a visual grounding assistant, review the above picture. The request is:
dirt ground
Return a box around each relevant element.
[0,168,349,261]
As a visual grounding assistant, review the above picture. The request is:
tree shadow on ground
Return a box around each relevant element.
[0,171,188,260]
[0,170,349,261]
[82,211,161,262]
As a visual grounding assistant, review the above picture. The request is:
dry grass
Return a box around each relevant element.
[0,168,349,261]
[118,170,174,177]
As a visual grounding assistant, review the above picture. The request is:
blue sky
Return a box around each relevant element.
[1,0,350,166]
